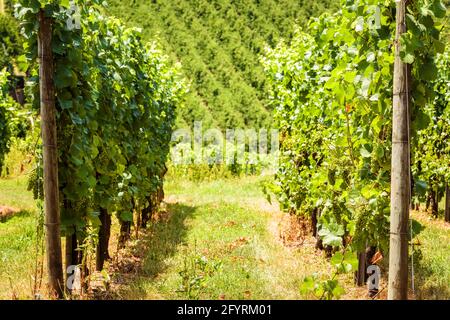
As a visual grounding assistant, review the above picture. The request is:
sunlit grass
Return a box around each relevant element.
[411,211,450,300]
[0,176,39,299]
[0,174,449,300]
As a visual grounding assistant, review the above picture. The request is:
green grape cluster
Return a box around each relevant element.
[27,163,44,200]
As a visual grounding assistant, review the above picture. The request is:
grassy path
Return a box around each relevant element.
[111,176,335,300]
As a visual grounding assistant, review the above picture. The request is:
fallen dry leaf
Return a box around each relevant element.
[371,251,383,265]
[225,221,237,227]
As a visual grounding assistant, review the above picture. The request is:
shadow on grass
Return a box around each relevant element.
[107,202,197,299]
[0,209,33,223]
[141,202,196,277]
[413,252,450,299]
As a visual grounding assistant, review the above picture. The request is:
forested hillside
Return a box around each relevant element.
[106,0,338,128]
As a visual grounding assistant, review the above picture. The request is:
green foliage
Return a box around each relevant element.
[16,0,184,236]
[0,69,15,170]
[300,249,357,300]
[0,68,33,176]
[106,0,339,128]
[0,12,23,71]
[168,140,276,181]
[412,47,450,205]
[263,0,447,257]
[300,275,345,300]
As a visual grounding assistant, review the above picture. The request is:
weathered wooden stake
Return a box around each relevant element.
[355,251,367,286]
[38,9,64,299]
[388,0,410,300]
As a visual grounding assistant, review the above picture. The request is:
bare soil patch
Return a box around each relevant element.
[0,206,20,222]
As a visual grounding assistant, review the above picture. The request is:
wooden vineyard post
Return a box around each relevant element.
[388,0,410,300]
[38,9,64,299]
[445,183,450,223]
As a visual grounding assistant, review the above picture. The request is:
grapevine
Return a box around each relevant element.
[15,0,184,291]
[263,0,447,298]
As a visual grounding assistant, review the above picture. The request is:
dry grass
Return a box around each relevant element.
[0,206,20,222]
